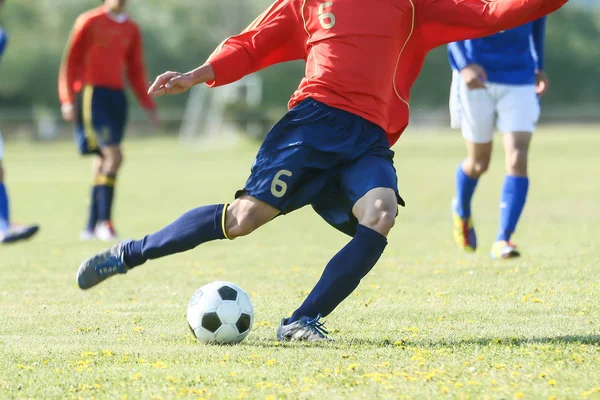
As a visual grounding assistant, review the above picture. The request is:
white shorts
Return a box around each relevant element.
[449,70,540,143]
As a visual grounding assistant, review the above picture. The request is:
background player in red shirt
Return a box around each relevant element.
[77,0,568,341]
[59,0,158,241]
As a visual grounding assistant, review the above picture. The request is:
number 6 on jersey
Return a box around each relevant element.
[318,2,336,29]
[271,170,293,198]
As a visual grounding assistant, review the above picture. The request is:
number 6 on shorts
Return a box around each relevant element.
[271,170,293,198]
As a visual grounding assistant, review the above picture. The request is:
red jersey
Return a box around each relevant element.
[59,7,155,109]
[206,0,566,146]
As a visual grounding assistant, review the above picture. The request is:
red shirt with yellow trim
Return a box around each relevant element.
[206,0,566,146]
[59,7,155,110]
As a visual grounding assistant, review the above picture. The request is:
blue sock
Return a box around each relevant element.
[123,204,229,267]
[86,186,99,231]
[0,183,9,232]
[288,225,387,323]
[455,163,479,218]
[497,175,529,242]
[96,174,116,222]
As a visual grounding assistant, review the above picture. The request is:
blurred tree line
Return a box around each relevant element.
[0,1,598,114]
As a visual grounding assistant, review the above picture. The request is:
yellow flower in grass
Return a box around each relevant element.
[255,382,274,389]
[152,360,167,369]
[347,363,360,371]
[102,350,114,357]
[514,392,524,399]
[266,359,276,366]
[441,387,449,394]
[548,379,556,386]
[265,396,276,400]
[130,373,141,380]
[454,383,463,389]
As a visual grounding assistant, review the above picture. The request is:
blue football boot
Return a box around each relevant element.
[1,224,39,244]
[77,240,131,290]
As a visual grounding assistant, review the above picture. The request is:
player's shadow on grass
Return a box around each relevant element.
[345,335,600,348]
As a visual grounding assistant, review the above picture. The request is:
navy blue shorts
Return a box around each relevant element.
[75,85,128,155]
[238,98,404,237]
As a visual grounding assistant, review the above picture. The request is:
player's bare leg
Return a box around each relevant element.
[81,156,103,240]
[453,140,492,252]
[76,195,278,289]
[491,131,532,259]
[277,188,397,342]
[224,196,280,238]
[95,145,123,241]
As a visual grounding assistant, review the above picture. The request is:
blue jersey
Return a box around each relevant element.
[448,18,546,85]
[0,26,7,61]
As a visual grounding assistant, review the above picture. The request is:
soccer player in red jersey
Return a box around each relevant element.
[78,0,568,340]
[59,0,158,241]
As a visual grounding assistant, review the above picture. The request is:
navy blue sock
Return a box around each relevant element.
[86,186,99,231]
[455,163,479,218]
[289,225,387,323]
[0,183,9,232]
[497,175,529,242]
[97,174,116,222]
[123,204,229,267]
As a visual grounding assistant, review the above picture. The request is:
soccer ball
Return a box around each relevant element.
[187,281,254,344]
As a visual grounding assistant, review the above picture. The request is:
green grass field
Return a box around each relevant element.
[1,126,599,399]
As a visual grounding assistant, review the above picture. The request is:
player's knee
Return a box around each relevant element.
[226,210,260,238]
[359,198,397,236]
[225,197,279,239]
[506,148,528,176]
[101,147,123,173]
[471,158,490,177]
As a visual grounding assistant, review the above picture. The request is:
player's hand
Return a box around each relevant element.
[147,109,160,129]
[148,71,195,97]
[461,64,487,90]
[536,70,549,96]
[61,103,76,122]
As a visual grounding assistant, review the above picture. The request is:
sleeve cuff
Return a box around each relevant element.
[206,43,252,88]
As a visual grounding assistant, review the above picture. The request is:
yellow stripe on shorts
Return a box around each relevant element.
[82,85,99,151]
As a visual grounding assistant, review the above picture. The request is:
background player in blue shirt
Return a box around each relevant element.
[448,18,549,259]
[0,0,39,244]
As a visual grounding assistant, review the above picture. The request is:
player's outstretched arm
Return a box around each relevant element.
[148,65,215,97]
[150,0,306,97]
[417,0,568,50]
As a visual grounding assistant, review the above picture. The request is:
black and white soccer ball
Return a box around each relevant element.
[187,281,254,344]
